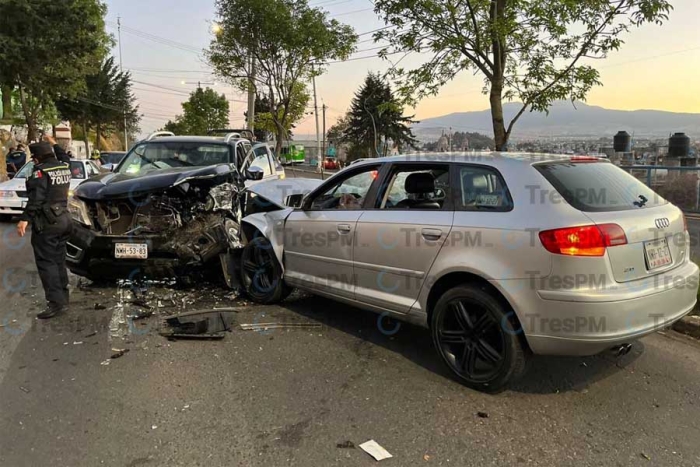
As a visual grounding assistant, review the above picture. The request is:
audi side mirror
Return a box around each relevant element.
[284,193,305,209]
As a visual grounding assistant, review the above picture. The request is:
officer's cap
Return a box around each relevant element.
[29,142,54,161]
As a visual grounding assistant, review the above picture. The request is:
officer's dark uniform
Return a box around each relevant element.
[21,142,72,319]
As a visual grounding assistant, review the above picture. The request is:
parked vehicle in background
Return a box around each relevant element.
[280,143,305,165]
[0,159,103,221]
[322,157,339,170]
[238,153,699,391]
[65,131,264,282]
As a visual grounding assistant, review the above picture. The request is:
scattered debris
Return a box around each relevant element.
[423,454,431,461]
[239,322,322,331]
[111,348,129,359]
[336,441,355,449]
[151,425,158,430]
[128,309,154,320]
[73,341,84,345]
[160,310,235,340]
[359,440,392,461]
[477,411,489,419]
[100,360,111,366]
[94,303,107,310]
[641,453,651,461]
[19,386,30,394]
[84,331,97,338]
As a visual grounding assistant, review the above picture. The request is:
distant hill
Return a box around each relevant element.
[413,101,700,140]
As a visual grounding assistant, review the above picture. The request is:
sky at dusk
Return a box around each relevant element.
[104,0,700,138]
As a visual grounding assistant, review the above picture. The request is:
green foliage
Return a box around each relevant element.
[56,57,141,148]
[163,87,230,136]
[255,82,310,141]
[0,0,111,139]
[374,0,673,149]
[342,72,418,157]
[208,0,357,152]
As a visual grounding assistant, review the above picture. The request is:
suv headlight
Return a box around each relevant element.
[68,197,92,227]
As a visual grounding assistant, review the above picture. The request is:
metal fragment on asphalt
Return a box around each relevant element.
[359,440,392,461]
[239,323,322,331]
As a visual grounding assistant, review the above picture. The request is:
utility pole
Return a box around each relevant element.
[247,53,256,133]
[118,16,128,151]
[312,71,321,172]
[322,103,327,158]
[321,103,327,179]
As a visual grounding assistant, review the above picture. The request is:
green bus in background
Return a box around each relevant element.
[280,143,305,165]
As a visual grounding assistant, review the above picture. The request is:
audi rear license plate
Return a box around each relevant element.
[115,243,148,259]
[644,238,672,270]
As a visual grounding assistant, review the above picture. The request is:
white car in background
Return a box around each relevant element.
[0,159,103,221]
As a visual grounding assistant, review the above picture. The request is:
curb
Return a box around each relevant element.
[672,315,700,339]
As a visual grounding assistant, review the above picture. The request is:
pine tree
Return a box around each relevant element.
[342,73,418,158]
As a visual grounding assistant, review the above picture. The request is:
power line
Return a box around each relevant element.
[329,7,373,17]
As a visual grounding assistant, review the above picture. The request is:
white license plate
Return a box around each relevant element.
[115,243,148,259]
[644,238,672,270]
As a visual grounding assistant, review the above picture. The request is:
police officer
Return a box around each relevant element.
[16,142,72,319]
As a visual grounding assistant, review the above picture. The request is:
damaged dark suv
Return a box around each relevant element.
[66,131,265,282]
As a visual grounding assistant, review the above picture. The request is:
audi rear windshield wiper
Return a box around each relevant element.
[633,195,648,208]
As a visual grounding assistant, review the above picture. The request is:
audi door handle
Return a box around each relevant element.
[421,228,442,241]
[337,224,352,234]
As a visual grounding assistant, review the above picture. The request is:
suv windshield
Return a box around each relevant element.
[117,142,232,175]
[535,161,667,212]
[101,152,126,165]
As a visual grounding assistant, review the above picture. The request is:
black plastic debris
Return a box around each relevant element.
[111,349,129,359]
[336,441,355,449]
[94,303,107,310]
[477,411,489,419]
[159,310,235,340]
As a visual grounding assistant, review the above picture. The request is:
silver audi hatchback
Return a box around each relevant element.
[238,153,699,391]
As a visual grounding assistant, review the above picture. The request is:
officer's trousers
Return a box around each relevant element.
[31,215,72,307]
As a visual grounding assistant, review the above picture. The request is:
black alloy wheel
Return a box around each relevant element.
[241,236,291,304]
[431,285,528,392]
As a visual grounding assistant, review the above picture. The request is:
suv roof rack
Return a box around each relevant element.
[208,128,255,140]
[146,131,175,141]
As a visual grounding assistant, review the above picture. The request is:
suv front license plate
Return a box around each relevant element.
[115,243,148,259]
[644,238,672,270]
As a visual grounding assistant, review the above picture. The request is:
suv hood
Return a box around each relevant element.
[246,178,323,208]
[74,164,238,200]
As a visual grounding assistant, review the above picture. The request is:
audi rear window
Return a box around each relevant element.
[534,161,667,212]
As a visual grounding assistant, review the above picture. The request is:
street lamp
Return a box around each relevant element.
[181,81,216,89]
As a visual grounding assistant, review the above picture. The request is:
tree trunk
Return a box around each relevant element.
[274,122,284,160]
[17,84,38,143]
[490,81,508,151]
[83,122,90,157]
[96,123,101,150]
[1,85,13,121]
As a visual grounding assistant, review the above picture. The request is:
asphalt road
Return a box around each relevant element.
[1,176,700,466]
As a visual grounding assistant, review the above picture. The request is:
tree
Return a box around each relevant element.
[374,0,673,150]
[56,57,141,152]
[208,0,356,155]
[254,82,310,143]
[163,87,230,136]
[0,0,111,141]
[342,73,418,158]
